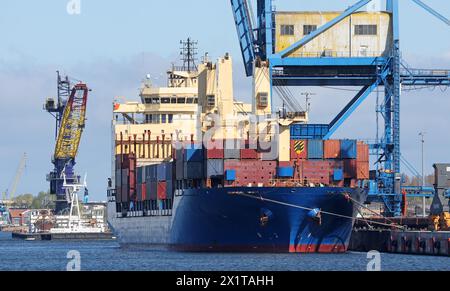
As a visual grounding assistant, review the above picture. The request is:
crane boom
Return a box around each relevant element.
[3,153,27,202]
[54,84,88,159]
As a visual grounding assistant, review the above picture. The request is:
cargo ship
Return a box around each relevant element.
[106,40,369,253]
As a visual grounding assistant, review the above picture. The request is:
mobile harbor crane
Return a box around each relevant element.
[44,72,90,214]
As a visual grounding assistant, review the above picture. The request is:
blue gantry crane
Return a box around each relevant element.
[44,72,89,214]
[231,0,450,216]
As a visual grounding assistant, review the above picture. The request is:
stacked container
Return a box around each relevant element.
[184,144,204,179]
[356,142,370,179]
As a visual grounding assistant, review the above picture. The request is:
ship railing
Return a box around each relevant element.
[267,178,333,188]
[286,50,386,58]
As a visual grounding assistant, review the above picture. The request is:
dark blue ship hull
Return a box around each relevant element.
[170,187,366,253]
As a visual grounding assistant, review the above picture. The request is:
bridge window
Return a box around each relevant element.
[355,25,377,36]
[161,97,171,104]
[280,25,294,36]
[303,25,317,35]
[207,95,216,107]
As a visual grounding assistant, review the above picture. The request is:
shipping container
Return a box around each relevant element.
[136,167,145,184]
[166,181,174,199]
[290,140,308,160]
[307,140,324,160]
[357,142,369,162]
[145,165,158,182]
[356,161,370,180]
[184,144,204,162]
[157,181,167,200]
[324,140,341,159]
[205,159,224,177]
[146,181,157,200]
[225,170,236,181]
[176,159,184,180]
[344,160,357,179]
[290,124,329,140]
[341,140,357,159]
[121,169,129,187]
[278,167,294,178]
[333,169,344,181]
[184,161,204,179]
[300,160,331,185]
[205,140,224,159]
[141,183,147,201]
[224,160,276,186]
[224,149,241,159]
[115,154,122,170]
[116,186,122,203]
[137,183,142,201]
[157,163,169,181]
[240,148,259,159]
[175,148,184,161]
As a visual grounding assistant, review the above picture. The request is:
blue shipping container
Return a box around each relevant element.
[225,170,236,181]
[145,165,158,182]
[185,145,204,162]
[341,140,357,159]
[334,169,344,181]
[278,167,294,178]
[184,162,204,179]
[291,124,329,140]
[157,163,169,181]
[307,140,324,159]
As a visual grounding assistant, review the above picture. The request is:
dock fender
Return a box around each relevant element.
[401,236,407,253]
[389,236,398,252]
[432,238,440,253]
[405,238,412,253]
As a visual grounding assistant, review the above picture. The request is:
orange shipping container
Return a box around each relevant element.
[141,183,147,201]
[356,161,370,180]
[290,140,308,160]
[357,142,369,162]
[324,140,341,159]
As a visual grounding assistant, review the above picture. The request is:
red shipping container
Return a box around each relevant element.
[356,161,370,180]
[240,149,259,159]
[300,160,331,185]
[141,183,147,201]
[290,140,307,160]
[357,142,369,162]
[157,181,167,200]
[324,140,341,159]
[344,160,357,179]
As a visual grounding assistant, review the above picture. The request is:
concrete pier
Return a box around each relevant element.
[350,229,450,256]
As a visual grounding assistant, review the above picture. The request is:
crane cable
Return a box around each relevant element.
[236,192,406,230]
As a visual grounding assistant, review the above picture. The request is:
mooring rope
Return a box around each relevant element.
[236,192,406,230]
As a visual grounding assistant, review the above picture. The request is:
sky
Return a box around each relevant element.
[0,0,449,201]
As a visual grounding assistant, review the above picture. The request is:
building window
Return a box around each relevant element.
[186,98,194,104]
[171,98,177,104]
[303,25,317,35]
[257,92,269,108]
[280,25,294,36]
[177,98,186,104]
[207,95,216,107]
[355,25,377,35]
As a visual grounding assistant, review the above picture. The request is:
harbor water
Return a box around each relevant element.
[0,232,448,271]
